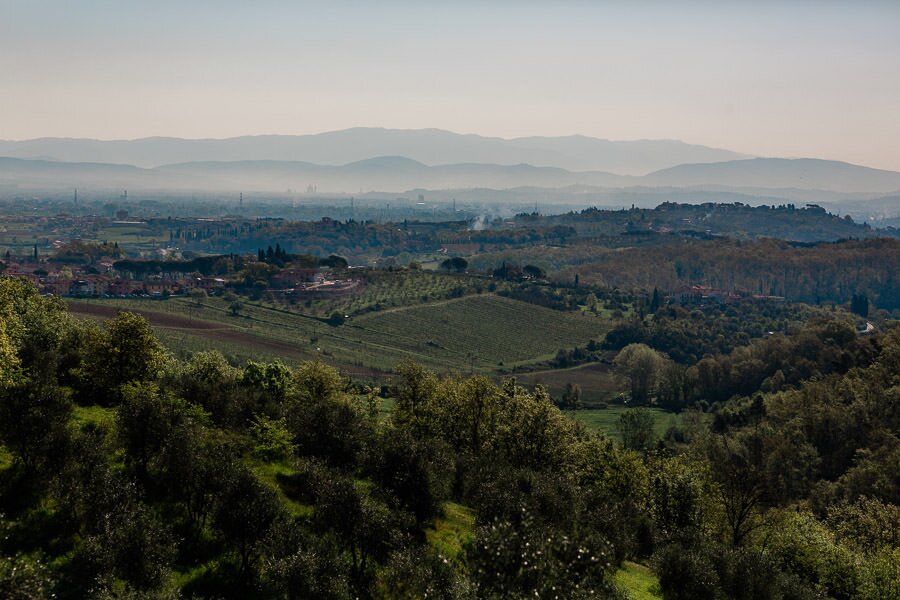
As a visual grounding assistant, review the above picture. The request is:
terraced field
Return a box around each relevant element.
[68,294,613,376]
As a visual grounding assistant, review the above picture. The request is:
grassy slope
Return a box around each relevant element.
[72,404,117,427]
[0,445,13,472]
[425,501,662,599]
[613,561,662,600]
[426,502,475,563]
[250,460,314,518]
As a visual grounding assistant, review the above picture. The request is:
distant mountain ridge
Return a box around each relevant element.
[0,155,630,192]
[644,158,900,194]
[0,128,749,174]
[3,155,900,199]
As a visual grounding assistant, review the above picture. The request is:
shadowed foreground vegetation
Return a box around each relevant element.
[1,276,898,599]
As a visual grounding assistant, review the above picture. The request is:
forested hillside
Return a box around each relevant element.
[534,203,890,242]
[555,238,900,309]
[1,275,898,599]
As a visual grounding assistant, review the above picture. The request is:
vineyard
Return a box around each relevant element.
[279,270,497,317]
[349,294,611,370]
[68,293,614,375]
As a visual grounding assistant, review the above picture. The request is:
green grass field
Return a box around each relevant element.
[95,225,169,244]
[70,296,338,368]
[250,460,314,518]
[564,406,681,442]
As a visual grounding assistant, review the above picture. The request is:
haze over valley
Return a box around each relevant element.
[2,130,900,221]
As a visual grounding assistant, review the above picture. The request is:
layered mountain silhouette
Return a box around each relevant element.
[0,128,747,174]
[643,158,900,194]
[2,128,900,202]
[3,154,900,198]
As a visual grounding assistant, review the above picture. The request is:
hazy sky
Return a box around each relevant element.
[2,1,899,170]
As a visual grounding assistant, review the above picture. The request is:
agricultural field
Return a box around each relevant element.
[67,298,371,377]
[276,270,498,318]
[68,293,615,376]
[95,222,170,245]
[151,327,310,367]
[346,294,611,371]
[514,361,620,404]
[564,406,682,442]
[0,220,42,254]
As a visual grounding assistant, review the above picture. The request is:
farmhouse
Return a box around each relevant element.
[293,278,360,298]
[270,268,323,288]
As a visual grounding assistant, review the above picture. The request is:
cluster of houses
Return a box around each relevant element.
[1,260,226,298]
[2,258,362,301]
[265,268,361,300]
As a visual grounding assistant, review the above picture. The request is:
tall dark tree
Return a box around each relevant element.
[440,257,468,273]
[214,466,285,579]
[522,264,545,279]
[116,382,194,485]
[617,408,657,452]
[561,382,583,410]
[0,379,72,476]
[851,292,869,318]
[650,287,661,313]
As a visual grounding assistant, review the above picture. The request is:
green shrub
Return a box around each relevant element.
[250,414,295,461]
